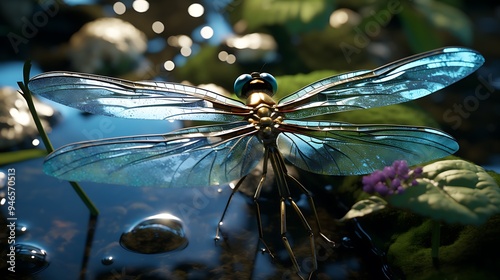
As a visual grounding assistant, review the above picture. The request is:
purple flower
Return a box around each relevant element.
[362,160,423,197]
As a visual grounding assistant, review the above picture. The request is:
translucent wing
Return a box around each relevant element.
[29,72,251,122]
[43,122,264,188]
[277,120,458,175]
[278,47,484,119]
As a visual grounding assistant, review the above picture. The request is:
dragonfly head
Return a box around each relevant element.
[234,72,277,99]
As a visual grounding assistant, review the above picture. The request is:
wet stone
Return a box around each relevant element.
[120,213,188,254]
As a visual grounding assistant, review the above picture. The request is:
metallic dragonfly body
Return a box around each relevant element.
[29,47,484,188]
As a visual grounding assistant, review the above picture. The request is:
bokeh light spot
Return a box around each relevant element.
[164,60,175,71]
[218,51,228,61]
[152,21,164,34]
[226,54,236,64]
[188,3,204,18]
[180,46,192,57]
[113,2,126,15]
[200,26,213,39]
[132,0,149,13]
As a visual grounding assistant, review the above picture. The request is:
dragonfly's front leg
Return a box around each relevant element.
[215,175,247,242]
[253,149,276,259]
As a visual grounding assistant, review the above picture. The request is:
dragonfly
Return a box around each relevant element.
[29,47,484,278]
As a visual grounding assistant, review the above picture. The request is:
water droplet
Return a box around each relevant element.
[16,224,28,237]
[101,256,114,265]
[11,244,49,274]
[341,236,354,248]
[120,213,188,254]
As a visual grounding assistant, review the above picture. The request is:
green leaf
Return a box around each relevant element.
[0,149,47,165]
[242,0,334,33]
[388,160,500,225]
[339,196,387,221]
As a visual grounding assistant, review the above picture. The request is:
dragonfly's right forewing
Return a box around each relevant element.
[29,72,250,122]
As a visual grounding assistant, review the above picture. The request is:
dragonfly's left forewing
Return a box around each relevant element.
[278,47,484,119]
[277,120,458,175]
[44,122,263,188]
[29,71,250,122]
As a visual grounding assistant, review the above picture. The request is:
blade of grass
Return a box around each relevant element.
[0,149,47,165]
[17,61,99,216]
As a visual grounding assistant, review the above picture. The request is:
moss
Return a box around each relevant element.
[386,170,500,279]
[387,212,500,279]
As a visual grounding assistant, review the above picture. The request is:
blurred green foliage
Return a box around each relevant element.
[177,0,473,87]
[240,0,334,33]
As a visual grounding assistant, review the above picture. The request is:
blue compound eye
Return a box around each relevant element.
[234,74,252,98]
[260,72,277,95]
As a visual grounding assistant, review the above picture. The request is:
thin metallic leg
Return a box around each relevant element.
[288,197,317,277]
[279,197,302,275]
[215,175,247,241]
[253,148,275,258]
[269,148,316,278]
[287,174,337,246]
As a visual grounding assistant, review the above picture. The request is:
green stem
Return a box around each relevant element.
[431,219,441,269]
[17,61,99,216]
[18,64,54,153]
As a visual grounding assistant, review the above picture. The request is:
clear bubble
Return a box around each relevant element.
[120,213,188,254]
[11,244,49,274]
[101,255,114,265]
